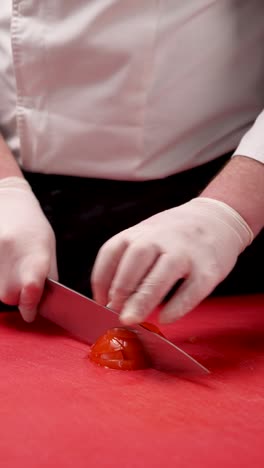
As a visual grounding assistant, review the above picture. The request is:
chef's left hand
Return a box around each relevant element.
[91,197,253,325]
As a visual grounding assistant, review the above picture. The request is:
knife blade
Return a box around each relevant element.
[38,279,209,375]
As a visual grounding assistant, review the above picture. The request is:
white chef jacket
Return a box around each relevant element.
[0,0,264,181]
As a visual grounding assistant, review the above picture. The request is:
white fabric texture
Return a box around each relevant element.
[0,0,264,180]
[233,110,264,163]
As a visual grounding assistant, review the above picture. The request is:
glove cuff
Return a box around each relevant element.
[194,197,254,246]
[0,176,32,192]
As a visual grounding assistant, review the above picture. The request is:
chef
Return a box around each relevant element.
[0,0,263,324]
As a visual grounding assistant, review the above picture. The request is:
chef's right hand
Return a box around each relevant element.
[0,177,58,322]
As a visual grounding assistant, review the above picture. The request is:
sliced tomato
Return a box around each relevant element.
[140,322,165,337]
[89,327,150,370]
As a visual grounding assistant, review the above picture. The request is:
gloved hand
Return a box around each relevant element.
[0,177,58,322]
[92,197,253,324]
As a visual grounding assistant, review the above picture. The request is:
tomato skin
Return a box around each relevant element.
[89,328,150,370]
[140,322,165,337]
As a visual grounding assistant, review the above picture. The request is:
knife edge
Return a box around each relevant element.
[38,279,209,375]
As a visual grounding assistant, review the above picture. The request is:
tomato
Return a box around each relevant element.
[140,322,165,337]
[89,328,150,370]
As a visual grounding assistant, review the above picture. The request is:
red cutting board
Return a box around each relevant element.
[0,295,264,468]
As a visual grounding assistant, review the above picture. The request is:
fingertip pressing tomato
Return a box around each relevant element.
[89,327,150,370]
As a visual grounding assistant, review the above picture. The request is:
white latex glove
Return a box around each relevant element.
[0,177,58,322]
[91,197,253,324]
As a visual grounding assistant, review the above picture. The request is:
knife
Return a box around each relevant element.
[38,279,209,375]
